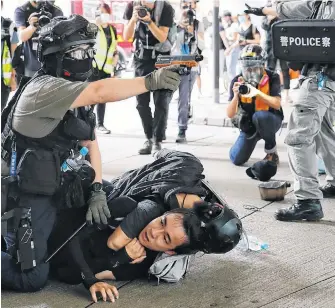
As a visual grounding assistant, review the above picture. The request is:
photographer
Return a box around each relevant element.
[245,1,335,221]
[173,0,204,143]
[227,44,283,166]
[123,0,175,155]
[1,0,19,110]
[14,0,63,80]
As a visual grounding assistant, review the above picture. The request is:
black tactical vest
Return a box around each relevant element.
[1,73,95,170]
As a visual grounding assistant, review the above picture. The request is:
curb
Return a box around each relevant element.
[192,117,288,128]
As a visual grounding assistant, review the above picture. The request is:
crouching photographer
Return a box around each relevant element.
[227,44,283,166]
[244,0,335,221]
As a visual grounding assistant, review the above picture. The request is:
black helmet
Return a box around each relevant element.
[37,15,98,80]
[194,201,243,254]
[239,44,267,84]
[239,44,267,68]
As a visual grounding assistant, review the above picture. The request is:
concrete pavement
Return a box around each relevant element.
[2,98,335,308]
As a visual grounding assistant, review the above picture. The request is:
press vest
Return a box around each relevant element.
[2,40,12,86]
[93,26,117,74]
[240,72,270,112]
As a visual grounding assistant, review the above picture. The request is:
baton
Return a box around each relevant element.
[45,221,87,263]
[45,188,120,263]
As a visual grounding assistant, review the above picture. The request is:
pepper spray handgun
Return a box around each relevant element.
[155,54,204,75]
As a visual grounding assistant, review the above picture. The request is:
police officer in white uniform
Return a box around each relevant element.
[245,1,335,221]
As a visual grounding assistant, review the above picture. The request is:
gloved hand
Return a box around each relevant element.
[86,190,111,225]
[144,65,181,92]
[244,4,265,16]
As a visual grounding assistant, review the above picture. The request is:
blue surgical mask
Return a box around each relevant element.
[238,16,246,24]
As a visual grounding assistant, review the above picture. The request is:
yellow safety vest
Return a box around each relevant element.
[93,25,117,74]
[2,40,12,86]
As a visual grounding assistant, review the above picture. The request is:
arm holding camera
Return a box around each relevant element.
[14,8,38,42]
[140,11,170,43]
[123,5,139,41]
[227,81,241,118]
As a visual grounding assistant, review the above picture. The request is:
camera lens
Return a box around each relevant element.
[238,84,250,95]
[138,8,147,18]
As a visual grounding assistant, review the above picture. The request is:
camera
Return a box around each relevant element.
[1,18,12,40]
[137,6,148,18]
[238,82,257,95]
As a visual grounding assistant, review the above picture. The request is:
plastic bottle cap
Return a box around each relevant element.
[261,243,269,250]
[80,147,89,156]
[61,162,68,170]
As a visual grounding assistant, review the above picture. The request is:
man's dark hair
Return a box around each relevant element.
[166,208,204,254]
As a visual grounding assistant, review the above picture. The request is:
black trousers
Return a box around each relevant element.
[91,69,110,126]
[1,79,11,112]
[134,57,172,142]
[267,57,290,90]
[1,193,56,292]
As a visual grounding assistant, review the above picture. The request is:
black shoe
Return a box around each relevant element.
[274,199,324,221]
[162,132,166,141]
[139,140,152,155]
[97,125,111,134]
[264,152,279,165]
[176,129,187,143]
[320,183,335,198]
[153,141,162,152]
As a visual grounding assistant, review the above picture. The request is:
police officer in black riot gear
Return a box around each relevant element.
[1,14,180,292]
[245,1,335,221]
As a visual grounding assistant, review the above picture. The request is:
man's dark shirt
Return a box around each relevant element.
[49,199,164,284]
[123,1,174,59]
[228,69,284,119]
[14,1,63,76]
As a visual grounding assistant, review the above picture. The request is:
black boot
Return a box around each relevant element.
[274,199,324,221]
[139,139,153,155]
[320,183,335,198]
[176,129,187,143]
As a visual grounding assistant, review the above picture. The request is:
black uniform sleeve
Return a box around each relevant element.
[123,2,133,21]
[158,3,174,28]
[119,200,165,239]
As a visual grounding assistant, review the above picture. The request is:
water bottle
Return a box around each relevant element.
[246,236,269,251]
[61,147,89,172]
[238,231,269,252]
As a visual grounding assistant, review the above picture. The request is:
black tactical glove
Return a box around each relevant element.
[86,190,111,225]
[144,65,181,92]
[244,4,265,16]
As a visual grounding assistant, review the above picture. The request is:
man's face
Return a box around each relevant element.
[138,213,188,252]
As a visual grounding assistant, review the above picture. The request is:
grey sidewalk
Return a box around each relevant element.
[2,122,335,308]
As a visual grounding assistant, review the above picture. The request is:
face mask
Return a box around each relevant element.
[62,58,93,81]
[242,67,263,85]
[238,16,246,24]
[100,13,110,23]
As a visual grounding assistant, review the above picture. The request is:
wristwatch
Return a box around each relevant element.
[90,182,103,192]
